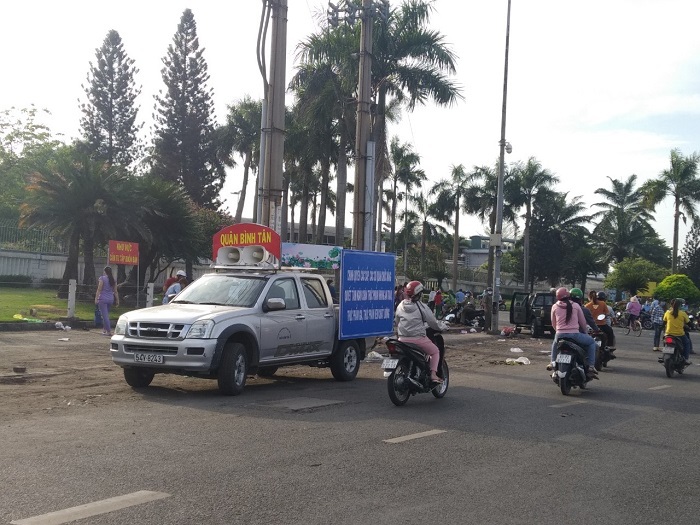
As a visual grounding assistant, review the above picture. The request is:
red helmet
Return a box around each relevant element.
[556,287,569,301]
[404,280,424,299]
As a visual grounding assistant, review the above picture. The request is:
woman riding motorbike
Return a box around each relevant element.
[549,287,598,379]
[664,298,692,365]
[585,291,616,351]
[394,280,449,384]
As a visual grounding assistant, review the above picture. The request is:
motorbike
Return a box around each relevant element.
[592,314,615,371]
[382,328,449,406]
[659,334,690,378]
[640,311,653,330]
[551,336,594,395]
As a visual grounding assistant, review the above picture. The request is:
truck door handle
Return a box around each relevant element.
[295,315,306,321]
[323,313,333,318]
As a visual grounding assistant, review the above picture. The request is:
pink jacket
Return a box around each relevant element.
[551,301,588,334]
[626,300,641,316]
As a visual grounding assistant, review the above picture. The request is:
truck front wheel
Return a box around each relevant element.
[330,340,360,381]
[123,367,155,388]
[218,342,248,395]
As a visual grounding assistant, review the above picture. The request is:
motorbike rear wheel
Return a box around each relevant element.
[432,360,450,398]
[664,354,674,378]
[559,370,571,395]
[387,360,411,406]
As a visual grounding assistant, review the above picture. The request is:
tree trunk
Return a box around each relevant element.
[315,158,331,244]
[390,179,397,252]
[59,229,81,297]
[672,198,680,273]
[299,174,309,243]
[523,203,531,292]
[234,151,251,223]
[82,231,97,288]
[281,172,289,241]
[336,123,348,248]
[451,196,460,292]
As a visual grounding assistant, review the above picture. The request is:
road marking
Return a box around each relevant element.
[384,429,446,444]
[549,400,587,408]
[259,397,345,411]
[649,385,672,390]
[11,490,171,525]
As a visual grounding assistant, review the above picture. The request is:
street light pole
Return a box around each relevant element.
[353,0,373,251]
[491,0,512,333]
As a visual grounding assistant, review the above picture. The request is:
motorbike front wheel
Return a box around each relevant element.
[387,360,411,406]
[432,360,450,399]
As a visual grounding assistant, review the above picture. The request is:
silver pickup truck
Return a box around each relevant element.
[109,270,370,395]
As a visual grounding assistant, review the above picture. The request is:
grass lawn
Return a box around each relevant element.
[0,287,131,323]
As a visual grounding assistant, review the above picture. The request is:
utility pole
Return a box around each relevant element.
[491,0,512,333]
[259,0,287,233]
[353,0,373,251]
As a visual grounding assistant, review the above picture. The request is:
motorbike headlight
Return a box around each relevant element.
[114,316,128,335]
[186,320,215,339]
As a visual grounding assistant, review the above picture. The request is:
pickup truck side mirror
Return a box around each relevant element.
[263,297,286,312]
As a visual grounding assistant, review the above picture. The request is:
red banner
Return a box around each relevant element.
[212,224,281,263]
[108,240,139,266]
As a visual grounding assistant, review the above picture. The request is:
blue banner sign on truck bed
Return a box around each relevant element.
[339,250,396,339]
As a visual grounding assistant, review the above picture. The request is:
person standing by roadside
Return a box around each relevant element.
[95,266,119,336]
[650,299,665,351]
[163,274,188,304]
[163,269,186,293]
[434,289,443,319]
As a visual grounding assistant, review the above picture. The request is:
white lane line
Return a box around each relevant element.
[549,400,587,408]
[11,490,171,525]
[649,385,672,390]
[384,429,446,444]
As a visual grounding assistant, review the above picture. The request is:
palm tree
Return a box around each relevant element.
[219,96,261,223]
[20,148,137,289]
[388,137,425,252]
[642,148,700,273]
[512,157,558,290]
[414,192,448,275]
[294,24,357,246]
[430,164,471,291]
[591,174,655,265]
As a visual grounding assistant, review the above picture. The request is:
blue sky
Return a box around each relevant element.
[4,0,700,250]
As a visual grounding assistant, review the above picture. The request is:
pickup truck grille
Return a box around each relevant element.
[127,322,187,339]
[124,344,179,354]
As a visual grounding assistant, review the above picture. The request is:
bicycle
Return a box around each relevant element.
[623,312,643,336]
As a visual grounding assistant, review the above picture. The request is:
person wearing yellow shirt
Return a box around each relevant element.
[663,298,692,365]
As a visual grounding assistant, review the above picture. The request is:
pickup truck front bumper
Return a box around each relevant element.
[110,335,218,373]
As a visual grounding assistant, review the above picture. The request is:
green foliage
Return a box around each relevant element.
[604,257,669,296]
[0,274,33,288]
[680,221,700,288]
[79,30,143,169]
[151,9,224,208]
[654,274,700,303]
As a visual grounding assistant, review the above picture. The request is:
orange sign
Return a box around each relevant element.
[212,224,281,261]
[108,240,139,265]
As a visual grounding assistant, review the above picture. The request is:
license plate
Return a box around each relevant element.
[134,353,164,364]
[556,354,572,363]
[381,358,399,369]
[662,346,676,354]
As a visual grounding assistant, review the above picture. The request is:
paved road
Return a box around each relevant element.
[1,327,699,525]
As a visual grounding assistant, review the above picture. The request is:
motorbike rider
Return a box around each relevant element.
[394,280,449,384]
[626,296,642,327]
[585,291,616,351]
[650,299,665,351]
[664,298,692,365]
[569,288,597,332]
[549,287,598,379]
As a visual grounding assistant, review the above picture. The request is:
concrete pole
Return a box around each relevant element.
[491,0,512,333]
[352,0,373,250]
[261,0,287,234]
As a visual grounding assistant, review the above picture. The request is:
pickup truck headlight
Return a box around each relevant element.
[187,320,215,339]
[114,316,128,335]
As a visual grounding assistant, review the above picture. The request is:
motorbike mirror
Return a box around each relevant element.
[596,314,606,321]
[690,315,694,319]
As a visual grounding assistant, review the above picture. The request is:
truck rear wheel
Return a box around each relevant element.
[123,367,155,388]
[330,340,360,381]
[218,342,248,395]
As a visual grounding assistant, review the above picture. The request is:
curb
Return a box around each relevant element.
[0,319,97,332]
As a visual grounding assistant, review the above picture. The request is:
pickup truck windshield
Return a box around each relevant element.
[172,275,266,307]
